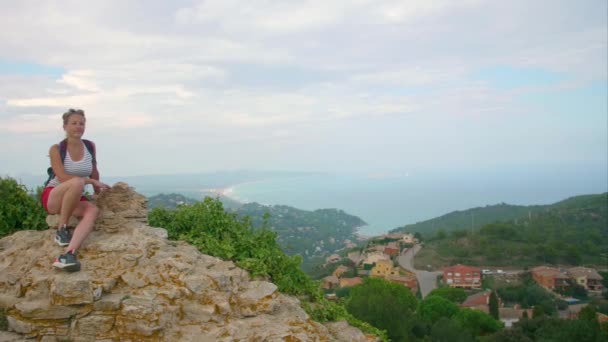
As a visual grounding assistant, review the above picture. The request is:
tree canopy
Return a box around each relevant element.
[418,295,460,324]
[427,287,468,303]
[453,308,503,336]
[346,277,417,342]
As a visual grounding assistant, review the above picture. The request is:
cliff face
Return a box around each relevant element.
[0,183,373,341]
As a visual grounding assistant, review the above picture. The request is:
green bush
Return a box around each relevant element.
[0,308,7,330]
[302,299,388,341]
[0,177,47,238]
[149,198,317,295]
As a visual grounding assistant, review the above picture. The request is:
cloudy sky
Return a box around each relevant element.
[1,0,606,182]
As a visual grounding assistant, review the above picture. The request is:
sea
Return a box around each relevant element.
[12,163,607,236]
[225,164,607,236]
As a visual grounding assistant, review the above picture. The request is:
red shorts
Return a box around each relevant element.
[41,187,88,213]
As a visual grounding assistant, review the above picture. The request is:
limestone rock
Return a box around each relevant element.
[326,320,377,342]
[0,330,29,341]
[50,272,94,305]
[46,215,79,229]
[0,183,378,341]
[236,280,278,317]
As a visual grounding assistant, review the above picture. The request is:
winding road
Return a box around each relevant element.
[397,244,442,298]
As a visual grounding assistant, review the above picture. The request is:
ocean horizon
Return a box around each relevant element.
[10,163,607,236]
[224,165,607,236]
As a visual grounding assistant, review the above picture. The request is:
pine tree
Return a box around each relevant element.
[489,291,499,320]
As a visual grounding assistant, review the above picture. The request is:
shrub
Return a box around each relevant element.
[0,177,47,238]
[0,308,7,330]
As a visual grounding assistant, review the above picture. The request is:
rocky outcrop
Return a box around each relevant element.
[0,182,376,341]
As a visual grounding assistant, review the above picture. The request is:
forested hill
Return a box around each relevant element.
[147,193,199,210]
[148,192,242,210]
[234,202,366,259]
[412,193,608,268]
[146,193,366,261]
[391,193,608,238]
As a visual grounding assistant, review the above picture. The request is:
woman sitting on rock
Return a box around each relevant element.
[41,108,110,272]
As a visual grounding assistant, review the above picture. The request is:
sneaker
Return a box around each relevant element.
[54,225,72,247]
[53,251,81,272]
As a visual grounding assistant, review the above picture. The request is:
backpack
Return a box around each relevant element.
[44,139,97,186]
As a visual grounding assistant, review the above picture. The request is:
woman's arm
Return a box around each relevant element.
[89,142,103,193]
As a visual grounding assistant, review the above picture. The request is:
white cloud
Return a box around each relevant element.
[0,113,58,133]
[175,0,350,33]
[7,94,100,108]
[57,70,100,92]
[350,66,466,86]
[375,0,481,23]
[0,0,605,176]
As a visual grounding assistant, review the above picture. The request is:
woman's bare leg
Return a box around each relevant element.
[66,201,99,252]
[46,177,86,227]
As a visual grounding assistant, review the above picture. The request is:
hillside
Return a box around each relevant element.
[147,193,200,210]
[146,193,366,272]
[234,202,366,259]
[148,192,242,210]
[391,193,607,238]
[413,193,608,269]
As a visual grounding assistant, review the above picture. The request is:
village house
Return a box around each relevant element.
[499,306,533,328]
[530,266,569,291]
[443,264,482,289]
[383,232,417,244]
[332,265,350,278]
[339,277,363,288]
[325,254,341,264]
[321,275,339,290]
[461,290,494,313]
[401,233,417,244]
[347,251,363,266]
[383,242,400,257]
[560,303,590,320]
[461,291,532,328]
[370,260,418,293]
[566,267,604,291]
[362,252,390,270]
[370,244,386,253]
[370,260,399,278]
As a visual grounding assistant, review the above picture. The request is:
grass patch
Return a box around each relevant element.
[413,245,448,270]
[0,308,8,331]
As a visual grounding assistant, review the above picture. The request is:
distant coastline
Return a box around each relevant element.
[74,169,608,237]
[201,186,236,199]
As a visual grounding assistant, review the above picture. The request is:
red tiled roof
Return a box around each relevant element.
[462,291,491,307]
[339,277,363,288]
[443,264,481,273]
[567,267,603,280]
[531,266,568,279]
